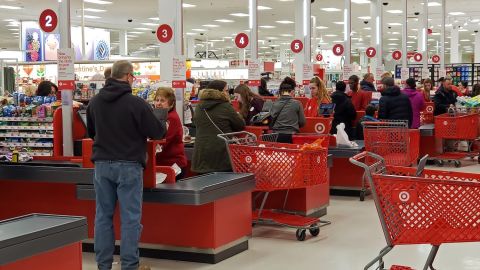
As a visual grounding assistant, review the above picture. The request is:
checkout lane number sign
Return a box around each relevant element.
[39,9,58,33]
[157,24,173,43]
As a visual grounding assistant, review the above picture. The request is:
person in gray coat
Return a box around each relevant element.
[270,82,306,143]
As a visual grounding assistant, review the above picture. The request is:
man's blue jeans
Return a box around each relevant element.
[94,161,143,270]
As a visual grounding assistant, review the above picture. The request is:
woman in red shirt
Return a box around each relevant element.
[348,75,372,111]
[304,76,331,117]
[154,87,188,181]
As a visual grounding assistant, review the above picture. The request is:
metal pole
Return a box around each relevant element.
[81,0,86,60]
[58,0,73,156]
[422,0,429,76]
[440,0,446,69]
[401,0,408,69]
[376,0,383,66]
[249,0,258,60]
[344,0,351,64]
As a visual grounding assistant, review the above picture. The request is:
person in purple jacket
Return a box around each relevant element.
[402,78,426,129]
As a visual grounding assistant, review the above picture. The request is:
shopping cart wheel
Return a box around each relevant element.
[309,224,320,237]
[360,191,366,201]
[454,161,461,168]
[296,229,306,241]
[435,160,444,167]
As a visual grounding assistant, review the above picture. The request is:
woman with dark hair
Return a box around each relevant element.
[281,76,297,91]
[36,81,58,97]
[233,84,264,125]
[402,78,425,129]
[458,81,470,96]
[269,82,306,143]
[206,80,229,100]
[472,83,480,97]
[304,76,331,117]
[348,75,372,111]
[192,86,245,174]
[258,78,273,96]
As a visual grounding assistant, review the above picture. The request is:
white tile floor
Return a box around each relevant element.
[82,161,480,270]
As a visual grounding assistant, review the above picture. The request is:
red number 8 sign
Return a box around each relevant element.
[392,50,402,61]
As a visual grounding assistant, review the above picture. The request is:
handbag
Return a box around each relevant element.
[250,111,271,126]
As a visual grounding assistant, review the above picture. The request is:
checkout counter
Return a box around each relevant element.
[0,140,256,264]
[0,214,87,270]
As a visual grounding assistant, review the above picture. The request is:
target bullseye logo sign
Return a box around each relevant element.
[443,120,448,126]
[242,155,256,164]
[314,123,326,134]
[426,105,434,113]
[399,191,410,202]
[316,156,321,164]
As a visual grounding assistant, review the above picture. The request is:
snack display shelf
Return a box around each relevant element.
[0,142,54,148]
[0,133,53,139]
[0,117,53,122]
[0,126,54,131]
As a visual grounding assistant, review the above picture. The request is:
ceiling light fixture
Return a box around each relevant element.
[333,21,344,25]
[358,16,371,20]
[203,24,220,28]
[183,3,196,8]
[215,19,234,23]
[192,28,207,31]
[0,5,22,9]
[388,23,402,26]
[276,20,294,24]
[449,12,465,15]
[83,8,106,12]
[230,13,249,17]
[141,22,158,26]
[386,10,403,14]
[321,8,341,12]
[259,25,276,28]
[316,26,328,29]
[77,15,101,19]
[352,0,371,4]
[83,0,112,4]
[258,5,272,10]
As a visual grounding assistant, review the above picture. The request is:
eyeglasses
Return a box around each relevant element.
[126,73,136,81]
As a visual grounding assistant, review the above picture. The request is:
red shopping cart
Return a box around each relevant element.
[350,151,480,270]
[299,117,333,134]
[433,109,479,167]
[218,131,329,241]
[363,120,420,167]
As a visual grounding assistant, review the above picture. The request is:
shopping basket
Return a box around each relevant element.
[350,151,480,270]
[218,131,329,241]
[363,120,419,167]
[432,109,479,167]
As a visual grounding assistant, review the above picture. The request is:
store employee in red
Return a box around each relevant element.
[87,60,166,270]
[154,87,188,180]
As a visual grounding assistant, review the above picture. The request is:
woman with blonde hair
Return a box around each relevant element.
[304,76,332,117]
[421,78,433,102]
[154,87,187,180]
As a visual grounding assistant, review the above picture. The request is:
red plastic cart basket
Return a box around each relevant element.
[299,117,333,134]
[351,151,480,270]
[363,121,420,167]
[420,102,434,125]
[219,131,329,241]
[292,134,331,148]
[434,112,479,140]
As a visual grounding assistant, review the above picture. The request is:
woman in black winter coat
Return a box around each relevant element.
[330,81,357,140]
[378,77,413,127]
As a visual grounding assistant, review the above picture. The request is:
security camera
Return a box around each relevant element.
[151,31,156,34]
[271,46,275,50]
[414,12,420,16]
[382,2,389,5]
[311,0,315,3]
[128,19,133,23]
[475,30,479,33]
[200,33,204,36]
[364,20,369,24]
[268,40,272,43]
[388,26,392,29]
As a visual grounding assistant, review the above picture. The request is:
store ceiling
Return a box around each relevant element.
[0,0,479,59]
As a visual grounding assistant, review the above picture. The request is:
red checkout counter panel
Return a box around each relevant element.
[0,214,87,270]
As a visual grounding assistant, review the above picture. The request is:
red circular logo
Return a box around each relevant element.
[414,53,423,62]
[39,9,58,33]
[366,47,376,58]
[291,40,304,53]
[392,50,402,60]
[234,33,249,49]
[432,55,440,63]
[157,24,173,43]
[332,44,344,56]
[315,53,323,62]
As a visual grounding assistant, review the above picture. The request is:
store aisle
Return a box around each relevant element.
[82,162,480,270]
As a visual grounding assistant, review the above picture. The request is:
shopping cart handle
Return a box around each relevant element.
[349,151,385,164]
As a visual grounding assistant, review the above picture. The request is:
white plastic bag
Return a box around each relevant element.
[335,123,357,148]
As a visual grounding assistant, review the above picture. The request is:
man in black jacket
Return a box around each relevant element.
[87,60,166,270]
[378,77,413,127]
[331,81,357,139]
[433,77,457,115]
[360,73,376,92]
